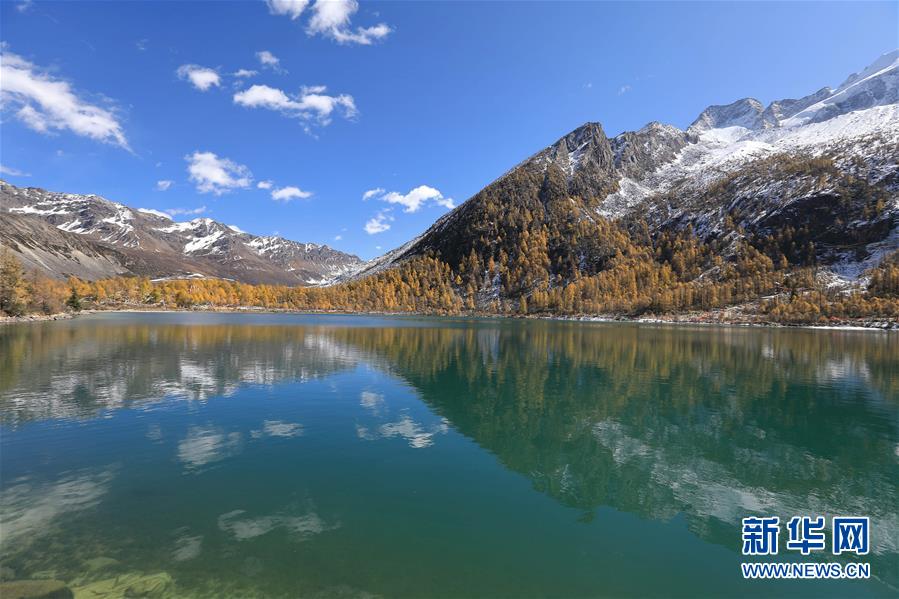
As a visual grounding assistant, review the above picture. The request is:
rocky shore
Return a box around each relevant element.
[1,306,896,330]
[0,312,73,326]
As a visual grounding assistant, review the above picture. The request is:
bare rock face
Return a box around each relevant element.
[0,211,132,280]
[762,86,833,125]
[611,122,691,180]
[0,181,363,286]
[688,98,767,133]
[528,122,618,199]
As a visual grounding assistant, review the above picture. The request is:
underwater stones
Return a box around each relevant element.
[171,534,202,562]
[72,572,173,598]
[83,558,119,572]
[0,579,74,599]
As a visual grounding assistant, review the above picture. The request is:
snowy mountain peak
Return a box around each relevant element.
[636,121,682,136]
[782,50,898,127]
[835,49,899,93]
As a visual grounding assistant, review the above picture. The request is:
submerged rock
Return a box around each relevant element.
[72,572,172,598]
[83,558,119,572]
[0,579,74,598]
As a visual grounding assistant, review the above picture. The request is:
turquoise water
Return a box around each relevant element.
[1,313,897,597]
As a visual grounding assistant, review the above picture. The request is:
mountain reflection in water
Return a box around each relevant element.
[1,314,896,597]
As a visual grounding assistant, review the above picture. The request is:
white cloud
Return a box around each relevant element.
[137,208,172,220]
[166,206,207,217]
[156,179,173,191]
[135,39,149,51]
[356,415,449,448]
[0,467,115,546]
[233,84,356,128]
[618,85,632,95]
[365,185,454,213]
[265,0,309,20]
[0,48,129,149]
[0,164,30,177]
[360,391,384,414]
[233,69,258,78]
[271,185,312,201]
[217,506,337,542]
[379,415,447,448]
[255,50,282,70]
[266,0,390,45]
[16,0,32,13]
[333,234,342,241]
[185,151,252,195]
[307,0,391,45]
[257,180,274,189]
[362,187,384,200]
[177,64,221,91]
[178,426,242,469]
[364,209,393,234]
[328,23,392,45]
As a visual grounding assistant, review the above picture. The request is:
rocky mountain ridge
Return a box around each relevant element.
[0,182,363,285]
[355,50,899,288]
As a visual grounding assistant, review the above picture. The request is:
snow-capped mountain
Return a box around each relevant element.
[358,50,898,286]
[0,182,363,285]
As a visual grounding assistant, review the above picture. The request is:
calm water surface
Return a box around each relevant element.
[1,313,897,598]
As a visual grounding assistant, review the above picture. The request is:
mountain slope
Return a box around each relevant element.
[0,211,133,281]
[0,181,363,285]
[357,51,899,298]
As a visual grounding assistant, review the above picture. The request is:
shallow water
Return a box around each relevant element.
[1,313,897,597]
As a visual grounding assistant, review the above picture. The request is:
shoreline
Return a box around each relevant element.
[2,307,896,331]
[0,312,74,325]
[542,314,897,332]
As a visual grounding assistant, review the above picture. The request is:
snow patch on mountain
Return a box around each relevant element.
[138,208,172,220]
[249,236,290,255]
[597,178,653,219]
[183,229,224,254]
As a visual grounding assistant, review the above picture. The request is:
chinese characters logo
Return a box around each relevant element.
[742,515,869,556]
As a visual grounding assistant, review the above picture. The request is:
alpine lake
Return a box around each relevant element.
[1,313,896,598]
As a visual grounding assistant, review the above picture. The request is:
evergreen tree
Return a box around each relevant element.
[66,286,83,312]
[0,250,28,316]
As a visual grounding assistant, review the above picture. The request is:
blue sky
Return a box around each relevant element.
[1,1,896,259]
